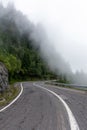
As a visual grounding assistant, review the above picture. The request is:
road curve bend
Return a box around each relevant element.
[34,83,80,130]
[0,82,84,130]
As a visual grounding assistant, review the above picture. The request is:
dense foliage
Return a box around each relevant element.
[0,5,56,82]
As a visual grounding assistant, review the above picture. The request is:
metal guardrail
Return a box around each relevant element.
[46,81,87,90]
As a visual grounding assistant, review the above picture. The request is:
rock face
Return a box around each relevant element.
[0,62,8,92]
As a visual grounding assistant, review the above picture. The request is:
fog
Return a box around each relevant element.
[9,0,87,73]
[1,0,87,85]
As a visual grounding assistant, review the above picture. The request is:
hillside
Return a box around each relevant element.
[0,4,56,83]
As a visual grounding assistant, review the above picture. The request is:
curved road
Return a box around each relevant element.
[43,83,87,130]
[0,82,86,130]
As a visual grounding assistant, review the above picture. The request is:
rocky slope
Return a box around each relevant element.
[0,62,8,92]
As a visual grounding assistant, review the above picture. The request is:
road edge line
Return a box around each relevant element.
[0,83,23,112]
[33,83,80,130]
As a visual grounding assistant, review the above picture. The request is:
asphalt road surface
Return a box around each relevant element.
[42,83,87,130]
[0,82,86,130]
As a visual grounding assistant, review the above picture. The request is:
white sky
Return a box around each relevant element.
[1,0,87,72]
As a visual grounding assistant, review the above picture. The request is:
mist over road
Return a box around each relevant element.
[0,82,86,130]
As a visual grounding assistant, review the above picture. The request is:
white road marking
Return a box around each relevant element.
[34,83,80,130]
[0,83,23,112]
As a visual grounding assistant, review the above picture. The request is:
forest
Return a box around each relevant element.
[1,4,86,87]
[0,4,57,82]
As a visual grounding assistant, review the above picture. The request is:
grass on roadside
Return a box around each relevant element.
[0,85,20,107]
